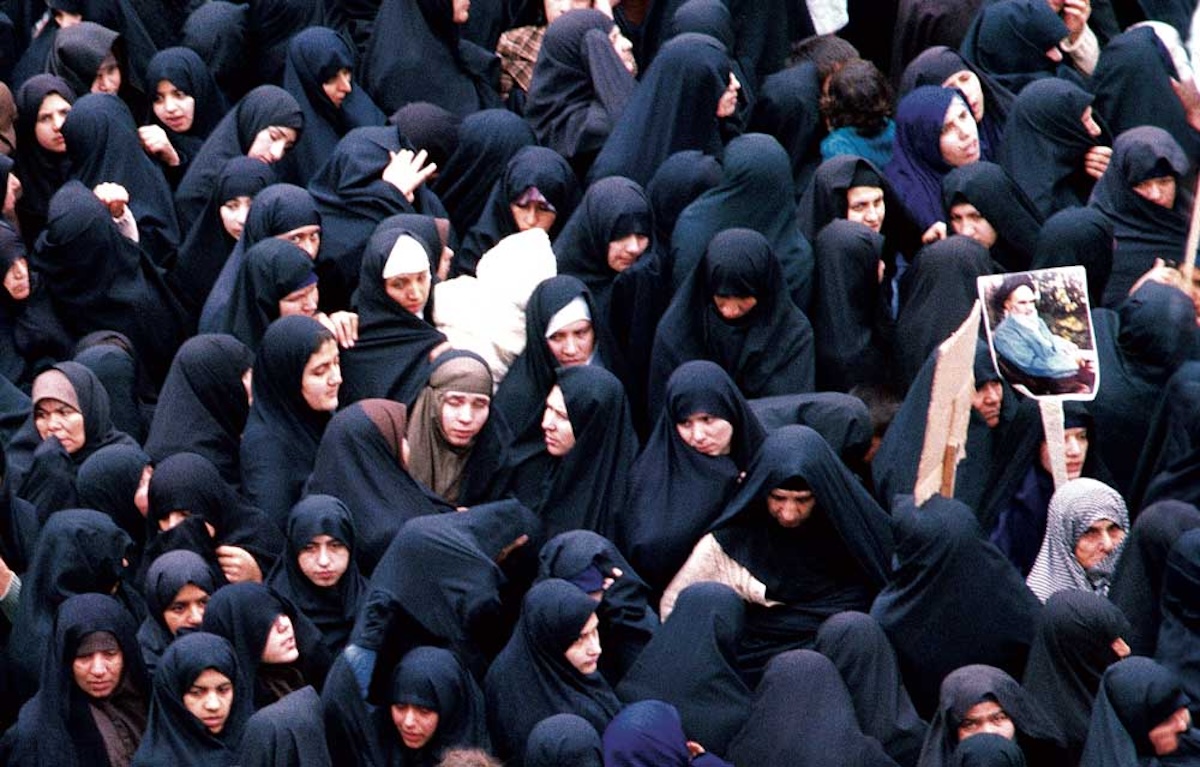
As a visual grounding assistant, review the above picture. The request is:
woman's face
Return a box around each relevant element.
[1073,518,1125,569]
[184,668,234,734]
[162,583,209,636]
[606,233,649,273]
[439,390,491,447]
[939,96,980,168]
[564,612,601,674]
[941,70,984,121]
[716,72,741,118]
[1133,176,1177,209]
[956,700,1015,743]
[73,645,123,699]
[92,52,121,95]
[322,68,352,108]
[542,384,576,457]
[712,295,757,321]
[297,534,350,587]
[34,397,85,453]
[276,225,321,259]
[277,282,319,318]
[246,125,298,164]
[510,199,557,232]
[220,196,252,240]
[4,257,30,301]
[948,203,997,248]
[153,80,196,133]
[391,703,440,750]
[35,93,71,153]
[766,487,815,528]
[300,339,342,412]
[385,270,431,316]
[846,186,885,232]
[676,412,733,456]
[546,319,594,366]
[260,613,299,664]
[1039,426,1088,480]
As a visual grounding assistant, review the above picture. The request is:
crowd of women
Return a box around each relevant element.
[3,0,1200,763]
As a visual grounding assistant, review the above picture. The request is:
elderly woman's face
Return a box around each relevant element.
[1073,518,1125,569]
[34,397,85,453]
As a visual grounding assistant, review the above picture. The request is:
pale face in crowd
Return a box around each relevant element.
[957,700,1015,743]
[542,385,576,457]
[846,185,885,233]
[297,534,350,588]
[385,270,431,316]
[510,198,557,232]
[4,257,30,301]
[392,703,440,750]
[322,68,352,108]
[278,282,319,318]
[153,80,195,133]
[35,93,71,153]
[261,613,300,664]
[940,96,980,168]
[162,583,209,635]
[34,397,85,454]
[1073,518,1125,570]
[766,487,815,528]
[73,644,123,699]
[971,380,1003,428]
[949,202,997,248]
[564,612,601,675]
[246,126,298,164]
[712,294,758,321]
[277,225,321,259]
[942,70,984,121]
[92,52,121,95]
[606,233,649,273]
[716,72,741,118]
[1039,426,1089,480]
[220,196,252,239]
[546,319,595,366]
[439,390,491,447]
[184,668,234,734]
[300,339,342,412]
[676,412,734,456]
[1134,176,1177,209]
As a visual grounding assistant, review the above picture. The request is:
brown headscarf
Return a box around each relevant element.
[406,352,493,502]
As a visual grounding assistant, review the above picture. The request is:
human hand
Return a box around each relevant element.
[382,148,437,203]
[317,310,358,348]
[921,221,947,244]
[216,545,263,583]
[1060,0,1090,41]
[1083,145,1111,180]
[93,182,130,218]
[1172,77,1200,132]
[137,124,181,166]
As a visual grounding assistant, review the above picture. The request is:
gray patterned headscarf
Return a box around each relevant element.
[1027,478,1129,603]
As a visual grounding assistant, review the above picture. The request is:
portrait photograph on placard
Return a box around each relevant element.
[977,266,1098,400]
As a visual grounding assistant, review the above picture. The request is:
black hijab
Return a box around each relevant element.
[351,499,539,689]
[76,443,151,559]
[644,149,722,248]
[918,664,1066,767]
[619,360,766,593]
[181,1,250,104]
[505,364,638,539]
[308,125,446,309]
[649,227,815,417]
[47,21,145,113]
[1031,207,1114,303]
[726,649,899,767]
[525,9,635,168]
[198,181,321,331]
[616,581,751,757]
[669,132,813,310]
[1089,126,1190,307]
[1022,590,1132,755]
[136,549,219,675]
[894,235,995,392]
[483,578,622,764]
[1156,530,1200,706]
[940,161,1043,272]
[32,180,187,386]
[337,219,447,408]
[361,0,501,116]
[0,438,38,577]
[999,77,1106,220]
[589,33,730,186]
[815,611,928,767]
[214,238,315,350]
[432,108,535,240]
[748,61,823,202]
[144,451,285,581]
[0,207,73,386]
[1110,501,1200,656]
[237,685,332,767]
[384,646,491,766]
[243,0,325,87]
[201,582,331,710]
[61,92,180,266]
[266,495,367,658]
[810,218,891,392]
[390,101,460,173]
[12,74,75,242]
[959,0,1073,94]
[870,496,1042,718]
[3,592,148,767]
[525,714,604,767]
[305,400,444,577]
[239,316,335,527]
[144,46,228,165]
[174,84,303,233]
[455,145,579,278]
[281,26,385,186]
[169,155,276,318]
[142,334,253,487]
[132,631,252,766]
[1082,656,1200,766]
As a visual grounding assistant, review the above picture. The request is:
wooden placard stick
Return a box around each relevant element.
[1039,398,1068,489]
[1181,172,1200,287]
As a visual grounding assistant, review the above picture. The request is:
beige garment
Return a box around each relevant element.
[660,533,780,619]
